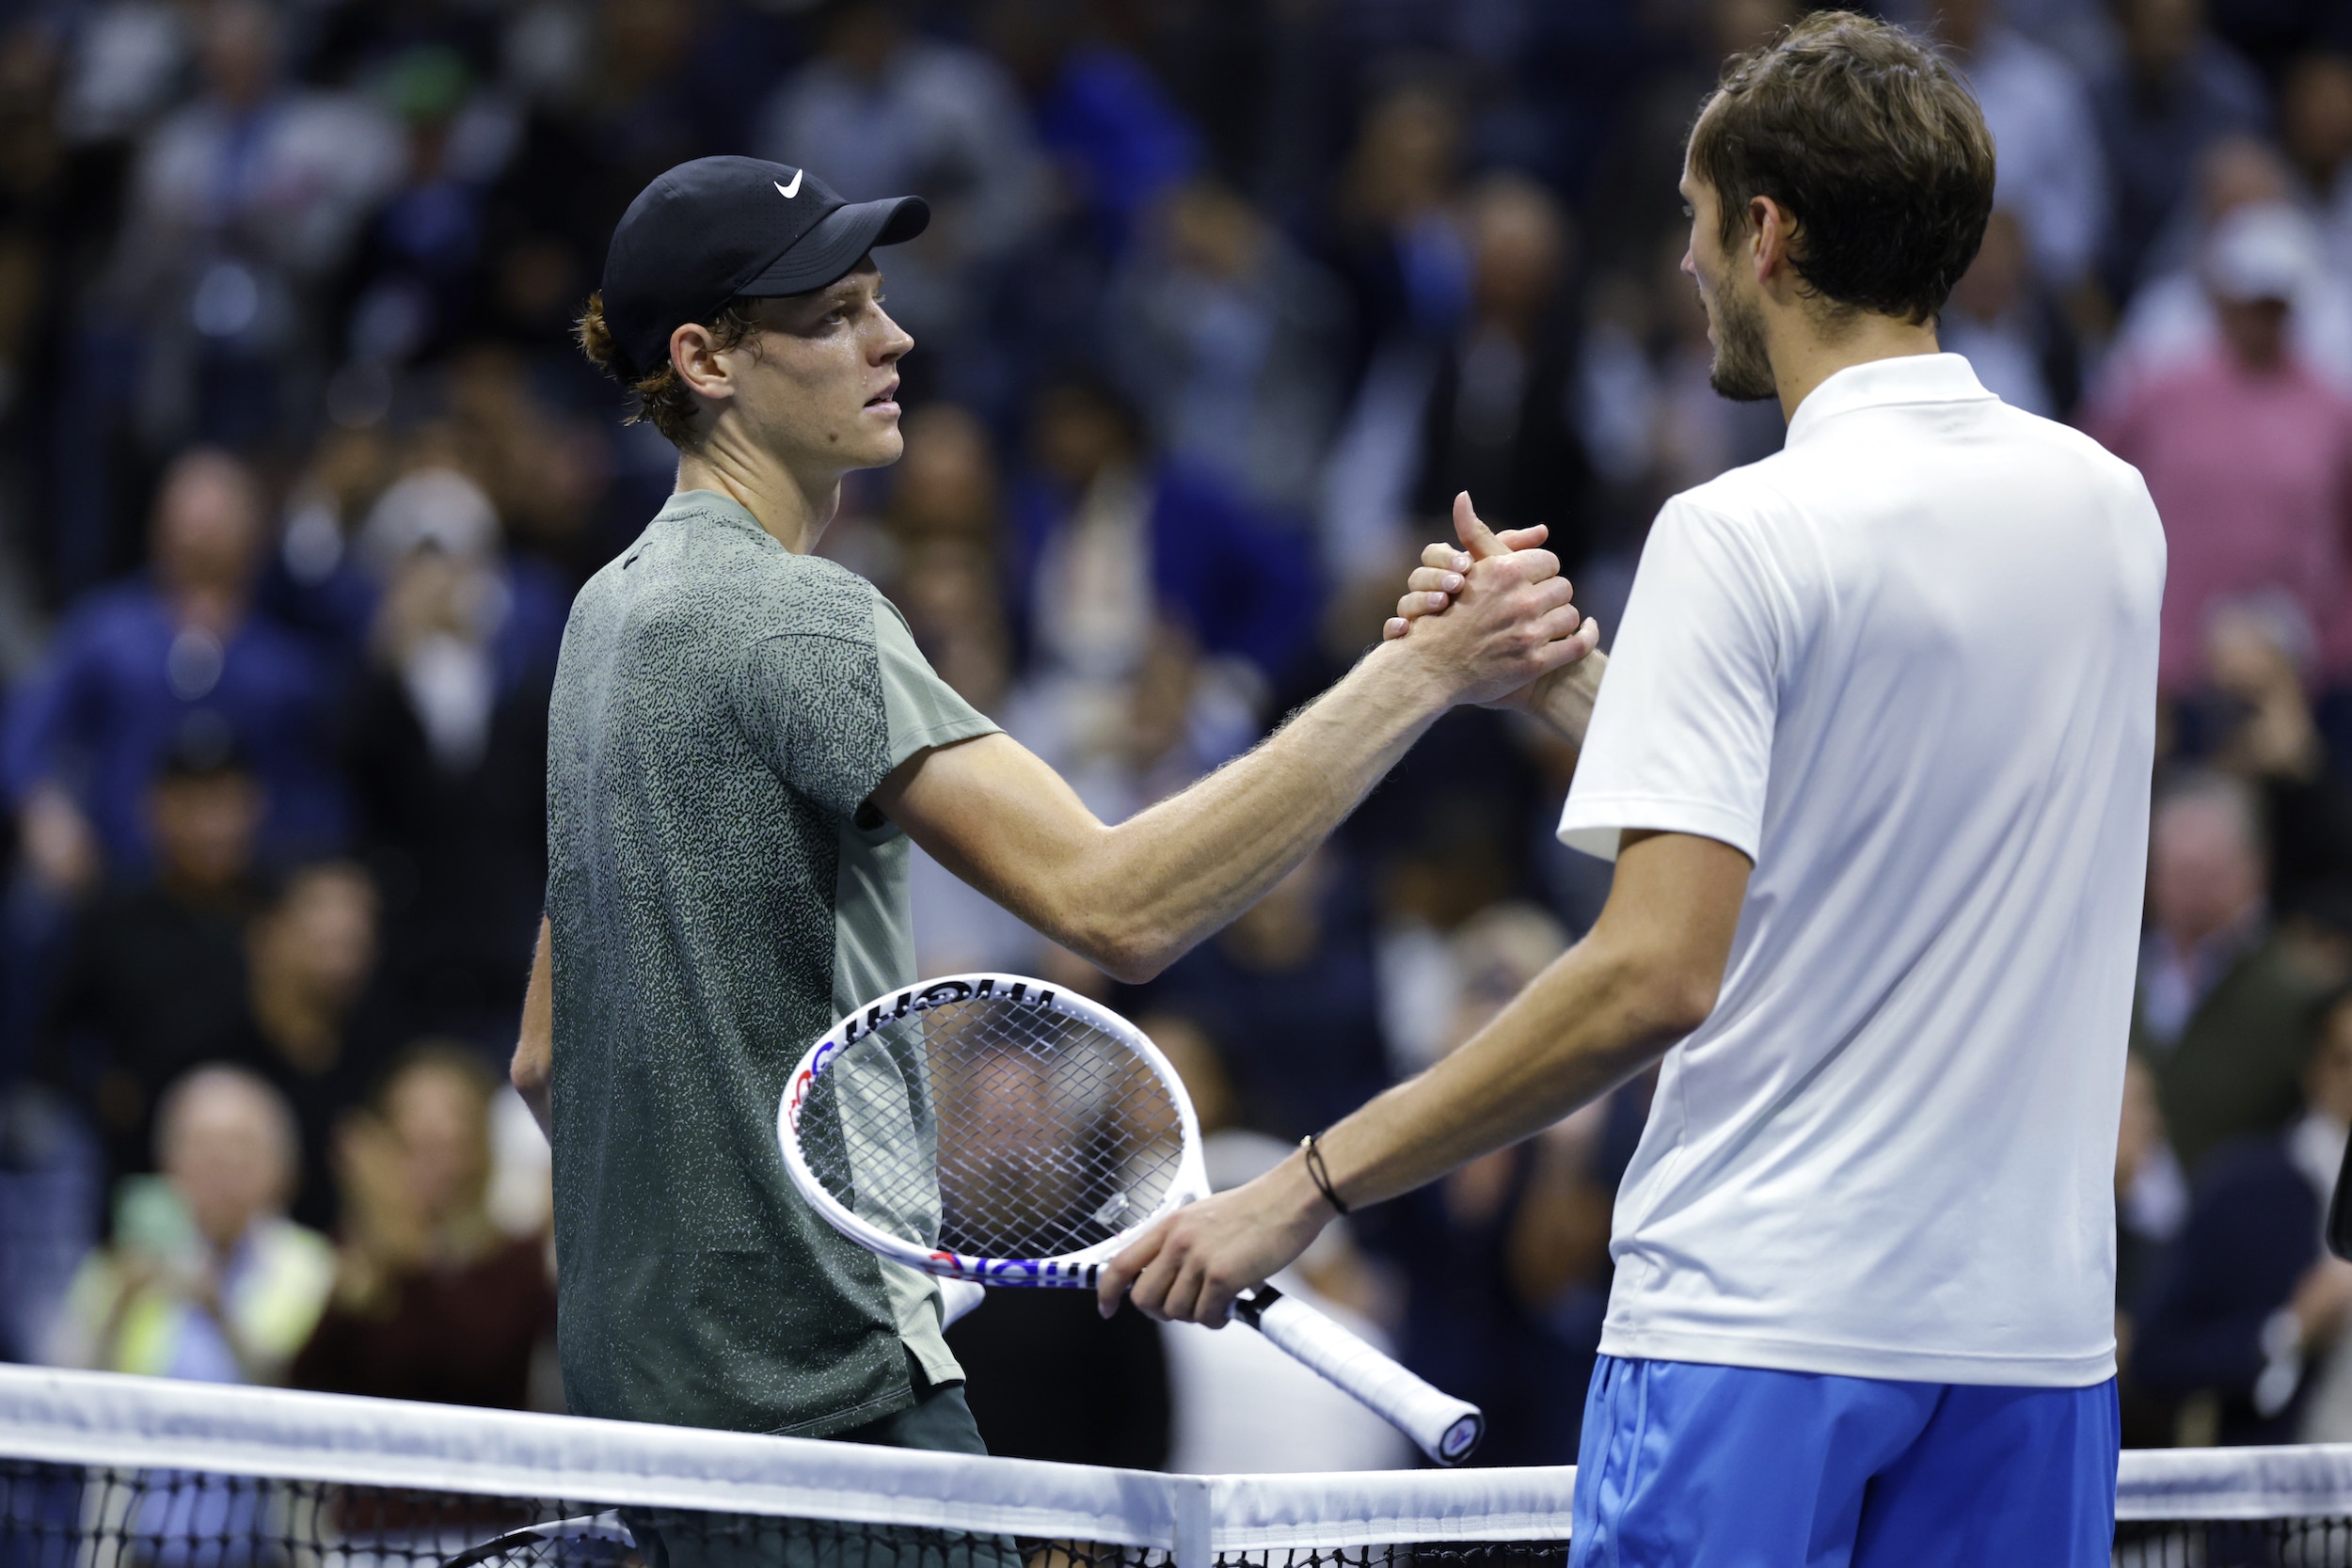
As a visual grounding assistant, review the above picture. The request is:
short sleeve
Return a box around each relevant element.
[730,589,998,820]
[1556,498,1787,863]
[871,596,999,771]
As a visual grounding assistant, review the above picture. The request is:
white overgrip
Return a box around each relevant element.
[1233,1287,1485,1465]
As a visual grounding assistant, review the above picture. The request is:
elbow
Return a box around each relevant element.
[510,1043,549,1098]
[1057,911,1181,986]
[1076,930,1175,987]
[1623,958,1721,1042]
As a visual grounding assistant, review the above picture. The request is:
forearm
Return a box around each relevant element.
[906,641,1454,982]
[1306,933,1686,1211]
[1074,642,1452,973]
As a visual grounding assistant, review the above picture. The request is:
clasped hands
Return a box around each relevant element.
[1381,492,1599,711]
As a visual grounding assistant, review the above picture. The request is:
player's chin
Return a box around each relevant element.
[844,413,905,467]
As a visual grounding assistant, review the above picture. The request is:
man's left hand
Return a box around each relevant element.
[1096,1155,1333,1325]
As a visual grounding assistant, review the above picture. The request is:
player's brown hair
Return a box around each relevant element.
[1688,10,1995,325]
[574,291,765,447]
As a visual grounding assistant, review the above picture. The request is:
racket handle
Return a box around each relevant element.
[1231,1285,1485,1465]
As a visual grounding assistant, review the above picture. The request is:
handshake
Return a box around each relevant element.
[1378,491,1608,742]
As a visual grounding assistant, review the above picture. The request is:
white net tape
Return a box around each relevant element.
[0,1366,2347,1560]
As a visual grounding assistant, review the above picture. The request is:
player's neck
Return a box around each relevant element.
[674,430,842,555]
[1765,309,1943,423]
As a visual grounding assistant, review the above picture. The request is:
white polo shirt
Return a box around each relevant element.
[1559,353,2164,1386]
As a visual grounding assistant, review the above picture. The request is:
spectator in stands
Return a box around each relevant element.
[1408,175,1597,578]
[2285,51,2352,258]
[1326,82,1472,356]
[993,0,1200,259]
[2090,203,2352,698]
[2135,771,2333,1175]
[1942,210,2080,416]
[2093,0,2270,298]
[47,1065,331,1383]
[1936,0,2108,292]
[103,0,403,450]
[1313,82,1474,588]
[1008,373,1318,693]
[2202,599,2352,924]
[3,448,343,897]
[291,1044,554,1409]
[228,862,391,1230]
[342,467,554,1042]
[1104,178,1350,515]
[2134,987,2352,1443]
[335,47,523,372]
[2105,138,2352,399]
[42,722,264,1192]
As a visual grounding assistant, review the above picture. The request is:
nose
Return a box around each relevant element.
[875,304,914,364]
[1680,247,1696,279]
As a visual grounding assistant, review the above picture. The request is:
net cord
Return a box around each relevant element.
[4,1366,2349,1542]
[0,1366,1573,1553]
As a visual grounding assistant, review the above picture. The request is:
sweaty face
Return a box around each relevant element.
[719,260,913,473]
[1680,165,1778,404]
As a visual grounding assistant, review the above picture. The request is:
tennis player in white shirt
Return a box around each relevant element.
[1102,13,2164,1563]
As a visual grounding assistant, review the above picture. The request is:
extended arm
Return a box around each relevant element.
[1099,829,1751,1324]
[877,548,1596,983]
[511,915,553,1140]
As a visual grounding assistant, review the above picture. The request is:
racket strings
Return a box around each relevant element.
[798,999,1185,1262]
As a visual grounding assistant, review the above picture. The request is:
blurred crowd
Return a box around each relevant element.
[1,0,2351,1472]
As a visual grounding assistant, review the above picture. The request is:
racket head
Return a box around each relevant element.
[777,974,1207,1286]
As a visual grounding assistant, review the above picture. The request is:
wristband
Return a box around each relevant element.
[1299,1132,1350,1217]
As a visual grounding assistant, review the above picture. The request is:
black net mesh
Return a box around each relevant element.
[0,1462,1575,1568]
[796,997,1185,1265]
[2111,1517,2352,1565]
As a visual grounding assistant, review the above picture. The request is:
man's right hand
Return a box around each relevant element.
[1385,526,1596,708]
[1385,493,1607,740]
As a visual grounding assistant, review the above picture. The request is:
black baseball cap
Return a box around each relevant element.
[598,155,930,380]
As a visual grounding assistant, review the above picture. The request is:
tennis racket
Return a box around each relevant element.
[776,973,1485,1465]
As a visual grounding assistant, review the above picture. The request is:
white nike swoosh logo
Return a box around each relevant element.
[775,170,803,198]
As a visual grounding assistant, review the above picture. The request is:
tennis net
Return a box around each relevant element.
[2,1367,2349,1568]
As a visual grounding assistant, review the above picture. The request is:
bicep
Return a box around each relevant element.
[870,732,1110,931]
[1595,830,1753,1011]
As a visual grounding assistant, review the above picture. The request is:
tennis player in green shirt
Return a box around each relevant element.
[509,156,1597,1464]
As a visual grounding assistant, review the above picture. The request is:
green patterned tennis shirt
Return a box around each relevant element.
[545,488,998,1437]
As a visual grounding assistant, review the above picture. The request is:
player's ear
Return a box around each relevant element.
[671,322,731,400]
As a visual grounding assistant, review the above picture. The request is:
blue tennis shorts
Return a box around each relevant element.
[1568,1354,2120,1568]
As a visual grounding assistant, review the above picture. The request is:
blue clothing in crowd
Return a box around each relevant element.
[1008,462,1321,684]
[2133,1126,2329,1445]
[1,583,344,873]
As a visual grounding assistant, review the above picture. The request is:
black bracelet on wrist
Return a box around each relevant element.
[1298,1132,1350,1216]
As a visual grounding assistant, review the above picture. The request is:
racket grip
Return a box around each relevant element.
[1232,1286,1485,1465]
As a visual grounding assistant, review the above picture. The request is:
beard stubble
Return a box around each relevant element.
[1706,275,1778,403]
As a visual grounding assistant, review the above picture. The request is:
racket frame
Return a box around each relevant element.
[776,972,1210,1287]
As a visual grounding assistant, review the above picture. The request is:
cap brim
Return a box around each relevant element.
[739,196,930,298]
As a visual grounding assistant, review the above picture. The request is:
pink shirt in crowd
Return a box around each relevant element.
[2090,349,2352,693]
